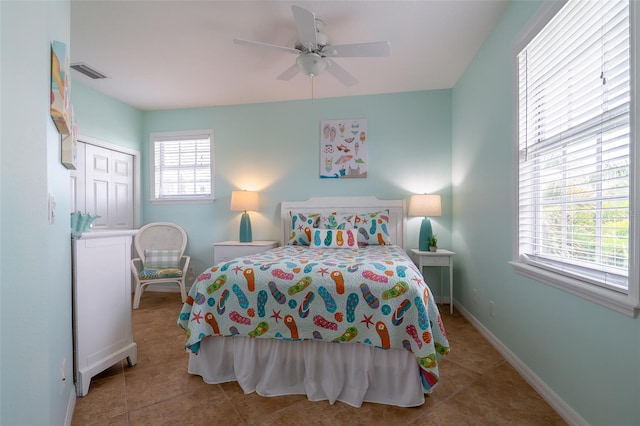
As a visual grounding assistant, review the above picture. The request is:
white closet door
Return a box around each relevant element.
[84,143,134,230]
[111,150,134,229]
[85,144,110,229]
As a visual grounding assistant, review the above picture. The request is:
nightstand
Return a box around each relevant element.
[410,248,455,314]
[213,240,279,264]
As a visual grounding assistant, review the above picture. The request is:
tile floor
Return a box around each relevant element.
[72,292,566,425]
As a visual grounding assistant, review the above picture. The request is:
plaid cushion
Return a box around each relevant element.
[144,249,181,269]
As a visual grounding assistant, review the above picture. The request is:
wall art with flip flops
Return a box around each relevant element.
[320,119,367,179]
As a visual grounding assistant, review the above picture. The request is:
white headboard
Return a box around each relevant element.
[280,196,406,248]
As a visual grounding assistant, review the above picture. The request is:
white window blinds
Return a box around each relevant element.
[517,0,631,291]
[151,130,214,202]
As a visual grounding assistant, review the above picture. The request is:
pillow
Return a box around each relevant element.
[310,228,358,249]
[287,212,321,245]
[144,249,181,269]
[319,213,355,230]
[353,210,392,246]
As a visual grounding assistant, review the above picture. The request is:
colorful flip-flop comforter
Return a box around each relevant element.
[177,244,450,392]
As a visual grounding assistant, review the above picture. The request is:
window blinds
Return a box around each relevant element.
[153,135,212,199]
[517,0,630,291]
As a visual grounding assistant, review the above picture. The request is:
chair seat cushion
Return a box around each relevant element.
[138,268,183,280]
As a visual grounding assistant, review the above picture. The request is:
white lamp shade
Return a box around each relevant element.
[230,190,259,212]
[297,53,328,77]
[408,194,441,217]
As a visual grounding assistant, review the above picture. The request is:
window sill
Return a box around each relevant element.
[149,197,215,205]
[509,261,638,317]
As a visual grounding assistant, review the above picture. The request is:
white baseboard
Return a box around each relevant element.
[453,301,587,426]
[64,387,76,426]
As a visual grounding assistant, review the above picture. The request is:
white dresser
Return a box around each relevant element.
[72,229,138,397]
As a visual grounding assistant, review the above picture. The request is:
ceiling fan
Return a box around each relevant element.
[233,5,391,86]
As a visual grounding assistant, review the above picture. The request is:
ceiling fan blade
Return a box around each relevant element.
[276,63,300,81]
[233,38,299,55]
[291,5,317,51]
[325,60,358,87]
[325,41,391,58]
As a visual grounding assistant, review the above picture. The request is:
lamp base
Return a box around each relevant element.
[239,212,252,243]
[418,217,432,252]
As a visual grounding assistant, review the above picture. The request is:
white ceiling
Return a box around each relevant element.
[70,1,508,111]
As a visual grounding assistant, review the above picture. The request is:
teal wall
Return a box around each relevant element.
[72,80,143,151]
[141,91,453,280]
[452,1,640,425]
[0,1,74,424]
[4,0,638,424]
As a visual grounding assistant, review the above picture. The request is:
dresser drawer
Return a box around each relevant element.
[419,255,450,267]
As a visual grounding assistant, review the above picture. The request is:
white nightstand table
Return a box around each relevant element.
[213,240,279,264]
[410,248,455,314]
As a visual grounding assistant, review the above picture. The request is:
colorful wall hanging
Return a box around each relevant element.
[61,104,77,169]
[50,40,70,135]
[320,118,367,179]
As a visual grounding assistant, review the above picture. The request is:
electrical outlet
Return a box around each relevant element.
[472,289,478,304]
[489,301,495,317]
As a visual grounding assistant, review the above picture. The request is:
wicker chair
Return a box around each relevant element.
[131,222,190,309]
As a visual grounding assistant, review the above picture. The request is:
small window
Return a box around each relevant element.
[150,130,214,203]
[512,0,638,316]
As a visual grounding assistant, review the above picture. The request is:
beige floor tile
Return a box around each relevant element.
[409,400,489,426]
[132,333,189,367]
[433,362,567,425]
[338,398,441,426]
[129,386,244,426]
[442,332,504,374]
[220,381,308,424]
[253,399,363,426]
[428,358,482,403]
[72,292,563,426]
[82,412,130,426]
[124,358,198,411]
[72,374,127,426]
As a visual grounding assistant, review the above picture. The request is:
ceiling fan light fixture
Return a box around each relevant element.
[297,53,327,77]
[234,5,389,86]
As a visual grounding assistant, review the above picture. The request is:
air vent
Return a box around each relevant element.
[70,62,108,79]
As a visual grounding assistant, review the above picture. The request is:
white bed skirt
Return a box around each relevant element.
[188,336,426,408]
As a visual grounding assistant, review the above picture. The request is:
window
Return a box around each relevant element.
[150,130,214,203]
[512,0,638,316]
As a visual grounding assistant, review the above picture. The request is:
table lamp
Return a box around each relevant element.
[408,194,441,251]
[231,190,259,242]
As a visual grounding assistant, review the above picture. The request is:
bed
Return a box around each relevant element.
[177,196,449,408]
